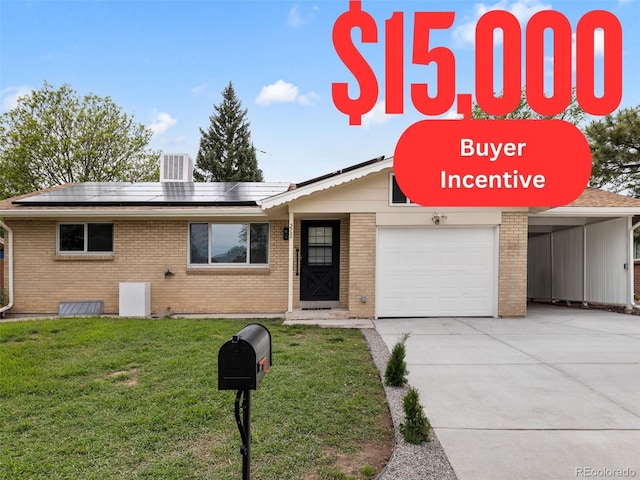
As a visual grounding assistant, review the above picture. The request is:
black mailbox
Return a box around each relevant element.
[218,323,272,391]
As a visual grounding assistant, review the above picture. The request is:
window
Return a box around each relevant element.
[390,174,413,204]
[189,222,269,265]
[307,226,333,265]
[58,223,114,253]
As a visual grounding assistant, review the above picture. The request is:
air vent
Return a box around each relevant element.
[160,153,193,182]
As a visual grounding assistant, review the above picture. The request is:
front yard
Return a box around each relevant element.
[0,317,393,479]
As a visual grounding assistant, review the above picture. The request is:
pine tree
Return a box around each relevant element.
[384,333,409,387]
[194,82,263,182]
[400,387,431,445]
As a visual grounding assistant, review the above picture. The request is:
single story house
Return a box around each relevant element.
[2,154,640,318]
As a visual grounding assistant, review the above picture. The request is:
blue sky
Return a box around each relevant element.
[1,0,639,182]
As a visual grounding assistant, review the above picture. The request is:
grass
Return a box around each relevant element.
[0,317,393,479]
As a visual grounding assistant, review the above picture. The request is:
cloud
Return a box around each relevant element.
[0,85,33,112]
[362,101,391,128]
[297,92,321,107]
[453,0,552,46]
[148,110,177,135]
[191,84,207,95]
[256,80,319,107]
[287,5,319,28]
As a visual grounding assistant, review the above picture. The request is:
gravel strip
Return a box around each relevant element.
[362,328,458,480]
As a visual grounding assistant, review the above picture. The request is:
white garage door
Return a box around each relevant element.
[377,227,496,317]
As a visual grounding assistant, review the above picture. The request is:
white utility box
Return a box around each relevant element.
[119,282,151,317]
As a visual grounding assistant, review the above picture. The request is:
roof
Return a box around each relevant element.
[567,187,640,208]
[9,181,291,207]
[2,159,640,218]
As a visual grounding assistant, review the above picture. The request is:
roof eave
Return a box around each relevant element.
[532,206,640,217]
[0,206,267,219]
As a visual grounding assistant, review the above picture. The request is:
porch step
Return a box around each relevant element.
[284,309,375,329]
[285,309,350,321]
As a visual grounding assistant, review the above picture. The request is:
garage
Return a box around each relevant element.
[376,227,497,317]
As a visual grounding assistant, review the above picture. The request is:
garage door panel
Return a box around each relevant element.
[377,227,496,317]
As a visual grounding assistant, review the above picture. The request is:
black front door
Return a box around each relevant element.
[300,220,340,302]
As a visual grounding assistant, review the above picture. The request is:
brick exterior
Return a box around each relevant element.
[4,219,289,315]
[498,212,528,316]
[348,213,376,318]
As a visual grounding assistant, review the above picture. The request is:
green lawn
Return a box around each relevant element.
[0,318,393,479]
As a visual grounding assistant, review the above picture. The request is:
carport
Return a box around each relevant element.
[528,188,640,311]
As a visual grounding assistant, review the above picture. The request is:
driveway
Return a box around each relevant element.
[374,303,640,480]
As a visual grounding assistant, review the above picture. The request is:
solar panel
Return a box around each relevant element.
[13,182,292,206]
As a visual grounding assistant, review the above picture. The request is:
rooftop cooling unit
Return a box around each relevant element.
[160,153,193,182]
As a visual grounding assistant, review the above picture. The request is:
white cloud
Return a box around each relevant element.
[453,0,552,46]
[191,84,207,95]
[148,110,177,135]
[297,91,320,107]
[1,85,33,112]
[361,101,391,128]
[287,5,319,28]
[256,80,299,106]
[443,109,464,120]
[256,80,319,107]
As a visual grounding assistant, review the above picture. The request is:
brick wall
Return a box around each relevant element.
[5,219,289,315]
[348,213,376,318]
[498,212,528,316]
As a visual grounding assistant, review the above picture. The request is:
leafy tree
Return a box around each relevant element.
[0,82,159,199]
[585,106,640,196]
[471,88,586,125]
[195,82,263,182]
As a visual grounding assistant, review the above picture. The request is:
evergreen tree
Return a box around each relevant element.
[384,333,409,387]
[194,82,263,182]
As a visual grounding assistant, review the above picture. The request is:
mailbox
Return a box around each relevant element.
[218,323,272,391]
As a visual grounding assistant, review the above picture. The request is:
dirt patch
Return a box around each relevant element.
[105,368,139,386]
[322,405,395,479]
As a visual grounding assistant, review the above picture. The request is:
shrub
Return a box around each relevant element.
[400,387,431,445]
[384,333,409,387]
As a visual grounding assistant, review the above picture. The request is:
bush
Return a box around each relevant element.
[400,387,431,444]
[384,333,409,387]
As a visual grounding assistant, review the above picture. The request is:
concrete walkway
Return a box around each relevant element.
[375,303,640,480]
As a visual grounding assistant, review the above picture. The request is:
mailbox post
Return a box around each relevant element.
[218,324,272,480]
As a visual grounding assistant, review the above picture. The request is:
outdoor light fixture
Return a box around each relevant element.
[283,227,290,240]
[432,213,447,225]
[164,268,175,278]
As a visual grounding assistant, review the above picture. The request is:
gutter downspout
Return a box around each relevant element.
[0,221,13,316]
[628,217,640,311]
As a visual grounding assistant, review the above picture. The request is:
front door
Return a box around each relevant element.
[300,220,340,302]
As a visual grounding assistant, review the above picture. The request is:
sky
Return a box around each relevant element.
[1,0,639,183]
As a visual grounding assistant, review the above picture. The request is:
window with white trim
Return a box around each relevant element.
[390,174,414,205]
[58,223,114,253]
[189,223,269,265]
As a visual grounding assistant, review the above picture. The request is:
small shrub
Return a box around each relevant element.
[360,464,375,478]
[399,387,431,445]
[384,333,409,387]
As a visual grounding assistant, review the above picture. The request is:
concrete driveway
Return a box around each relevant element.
[374,303,640,480]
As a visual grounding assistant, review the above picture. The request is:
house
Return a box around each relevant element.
[2,154,640,319]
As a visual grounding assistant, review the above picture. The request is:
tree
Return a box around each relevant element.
[471,88,586,125]
[0,82,159,199]
[384,333,409,387]
[194,82,263,182]
[585,106,640,196]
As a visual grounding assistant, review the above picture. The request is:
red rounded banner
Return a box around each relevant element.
[393,118,592,207]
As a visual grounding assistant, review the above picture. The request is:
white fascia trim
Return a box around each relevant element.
[0,207,267,219]
[531,207,640,217]
[259,158,393,210]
